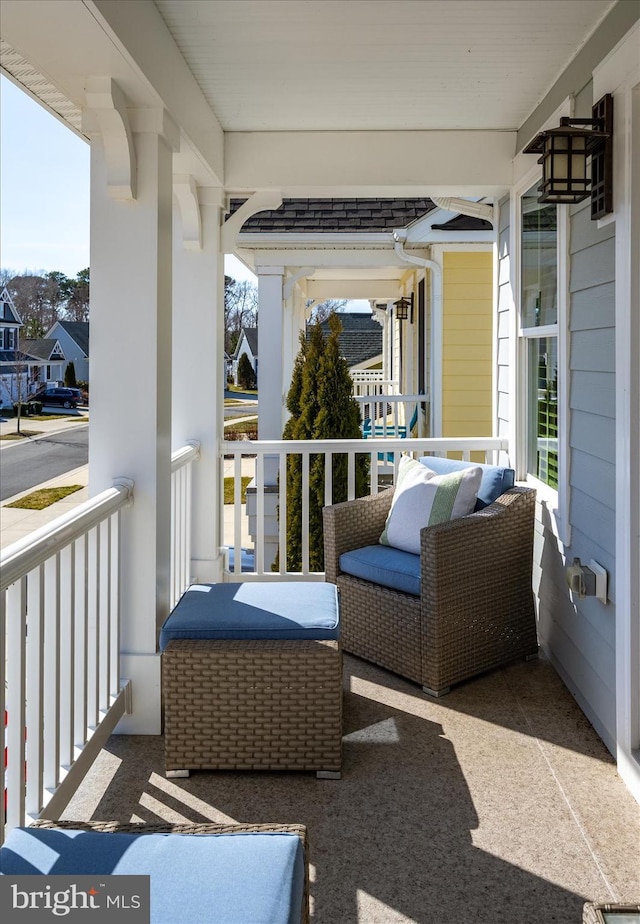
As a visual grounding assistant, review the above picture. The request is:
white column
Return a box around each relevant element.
[88,118,176,734]
[249,266,285,570]
[256,266,286,440]
[172,185,225,583]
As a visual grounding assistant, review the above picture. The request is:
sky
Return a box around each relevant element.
[0,75,254,284]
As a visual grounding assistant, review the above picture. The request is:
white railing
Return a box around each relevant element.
[221,436,508,580]
[356,393,430,438]
[170,441,200,608]
[350,374,399,397]
[1,481,133,841]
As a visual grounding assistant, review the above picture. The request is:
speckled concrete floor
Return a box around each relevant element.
[62,654,639,924]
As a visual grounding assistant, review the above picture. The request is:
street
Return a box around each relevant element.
[0,425,88,500]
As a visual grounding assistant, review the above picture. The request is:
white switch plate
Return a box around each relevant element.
[590,560,608,604]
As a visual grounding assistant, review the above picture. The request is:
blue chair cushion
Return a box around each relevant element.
[159,581,339,650]
[340,544,420,597]
[0,827,305,924]
[418,457,515,509]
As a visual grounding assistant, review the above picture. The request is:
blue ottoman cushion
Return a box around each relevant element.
[0,827,305,924]
[160,581,339,651]
[340,544,420,596]
[418,457,515,509]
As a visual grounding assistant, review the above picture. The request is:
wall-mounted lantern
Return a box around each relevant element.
[523,94,613,220]
[393,294,413,322]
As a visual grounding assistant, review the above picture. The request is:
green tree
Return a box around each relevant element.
[64,361,77,388]
[282,314,368,571]
[237,352,256,390]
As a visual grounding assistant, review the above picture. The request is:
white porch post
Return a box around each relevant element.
[172,184,225,583]
[87,101,177,734]
[256,266,286,440]
[249,266,286,570]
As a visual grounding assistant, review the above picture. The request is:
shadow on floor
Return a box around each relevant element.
[61,656,603,923]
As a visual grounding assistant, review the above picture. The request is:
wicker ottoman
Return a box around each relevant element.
[160,582,342,779]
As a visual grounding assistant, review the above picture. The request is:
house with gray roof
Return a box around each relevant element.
[310,312,382,372]
[46,320,90,382]
[233,327,258,386]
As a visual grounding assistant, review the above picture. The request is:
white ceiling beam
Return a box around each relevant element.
[225,130,516,196]
[251,248,424,269]
[307,280,402,300]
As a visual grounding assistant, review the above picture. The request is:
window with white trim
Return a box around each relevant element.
[520,182,558,489]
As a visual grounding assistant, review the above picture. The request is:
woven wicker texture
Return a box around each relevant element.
[324,485,538,695]
[163,639,342,773]
[582,903,640,923]
[30,819,309,923]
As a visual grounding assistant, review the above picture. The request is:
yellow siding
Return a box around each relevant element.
[442,251,493,437]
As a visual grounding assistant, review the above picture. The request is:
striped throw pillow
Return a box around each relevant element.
[380,455,482,555]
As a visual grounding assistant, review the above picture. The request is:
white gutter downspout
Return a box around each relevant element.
[393,230,443,437]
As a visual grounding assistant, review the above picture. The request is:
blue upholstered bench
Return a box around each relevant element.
[0,820,309,924]
[160,582,342,779]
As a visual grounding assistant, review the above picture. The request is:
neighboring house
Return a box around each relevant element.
[0,285,23,406]
[0,287,66,404]
[46,320,89,383]
[233,327,258,385]
[19,338,66,387]
[310,311,383,373]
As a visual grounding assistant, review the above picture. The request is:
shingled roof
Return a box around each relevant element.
[53,321,89,355]
[19,338,62,361]
[308,312,382,368]
[230,198,436,233]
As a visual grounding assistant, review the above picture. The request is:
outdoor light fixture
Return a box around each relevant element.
[393,294,413,322]
[523,94,613,219]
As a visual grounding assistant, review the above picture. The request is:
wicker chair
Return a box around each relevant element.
[323,483,538,696]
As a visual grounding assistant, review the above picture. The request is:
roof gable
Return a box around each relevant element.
[47,320,89,354]
[0,286,23,326]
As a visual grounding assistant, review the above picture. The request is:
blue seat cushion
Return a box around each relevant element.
[418,457,515,509]
[340,544,420,597]
[0,827,305,924]
[160,581,339,650]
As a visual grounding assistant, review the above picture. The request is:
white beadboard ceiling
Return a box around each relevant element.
[154,0,616,132]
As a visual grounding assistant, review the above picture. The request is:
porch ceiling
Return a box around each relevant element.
[154,0,615,132]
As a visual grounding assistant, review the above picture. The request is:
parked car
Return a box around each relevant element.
[28,387,78,409]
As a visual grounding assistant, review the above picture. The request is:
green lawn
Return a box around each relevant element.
[223,476,252,504]
[7,485,84,510]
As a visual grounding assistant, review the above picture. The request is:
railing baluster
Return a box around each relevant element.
[99,520,109,713]
[43,555,60,792]
[301,453,310,573]
[74,533,88,752]
[279,452,287,574]
[5,579,27,830]
[86,526,98,731]
[26,565,45,818]
[59,544,74,770]
[256,453,265,574]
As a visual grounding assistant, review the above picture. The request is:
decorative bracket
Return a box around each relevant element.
[221,190,283,253]
[283,267,315,300]
[84,77,136,200]
[174,175,202,250]
[430,197,494,225]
